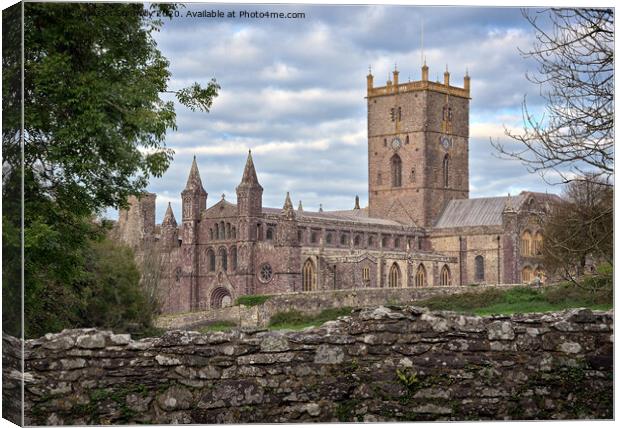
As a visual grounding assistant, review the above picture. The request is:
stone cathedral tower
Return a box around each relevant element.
[367,64,471,227]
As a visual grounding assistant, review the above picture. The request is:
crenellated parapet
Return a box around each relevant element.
[367,64,470,99]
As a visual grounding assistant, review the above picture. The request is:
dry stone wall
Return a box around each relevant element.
[4,306,613,424]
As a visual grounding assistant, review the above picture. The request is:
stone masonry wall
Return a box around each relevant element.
[5,306,613,424]
[155,284,519,330]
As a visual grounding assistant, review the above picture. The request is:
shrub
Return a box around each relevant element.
[235,294,271,307]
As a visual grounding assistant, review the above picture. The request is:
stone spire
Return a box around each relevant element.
[185,155,206,193]
[298,200,303,212]
[319,204,323,213]
[281,192,295,220]
[354,195,360,210]
[162,202,177,227]
[239,150,261,187]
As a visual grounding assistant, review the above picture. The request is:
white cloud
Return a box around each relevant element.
[134,5,560,223]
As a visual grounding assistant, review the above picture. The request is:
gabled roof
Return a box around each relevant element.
[434,191,560,229]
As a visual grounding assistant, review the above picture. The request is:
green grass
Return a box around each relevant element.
[417,283,612,316]
[234,294,271,307]
[197,320,237,333]
[269,307,354,330]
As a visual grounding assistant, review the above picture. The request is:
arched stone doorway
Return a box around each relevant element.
[210,287,233,309]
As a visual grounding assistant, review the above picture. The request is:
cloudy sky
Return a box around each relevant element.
[124,2,562,223]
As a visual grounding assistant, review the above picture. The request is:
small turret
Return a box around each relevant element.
[367,65,374,93]
[464,69,470,92]
[392,65,399,91]
[354,195,360,210]
[319,204,323,213]
[162,202,177,227]
[421,60,429,81]
[281,192,295,220]
[298,200,304,213]
[444,65,450,86]
[161,202,178,247]
[181,156,207,223]
[236,150,263,219]
[277,192,298,246]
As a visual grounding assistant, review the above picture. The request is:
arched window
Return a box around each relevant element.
[443,154,449,188]
[415,264,426,287]
[340,233,348,246]
[266,227,274,241]
[368,236,375,247]
[207,249,216,272]
[362,266,370,282]
[326,233,332,244]
[440,265,451,286]
[219,221,225,239]
[521,230,532,256]
[256,223,263,241]
[391,154,402,187]
[534,232,543,255]
[522,266,533,283]
[382,236,389,248]
[310,231,317,243]
[405,135,410,145]
[214,224,219,240]
[354,235,361,247]
[297,230,303,242]
[474,255,485,282]
[209,229,214,240]
[219,248,227,271]
[230,246,237,271]
[302,259,316,292]
[226,223,231,239]
[232,227,236,239]
[389,263,401,288]
[394,237,400,249]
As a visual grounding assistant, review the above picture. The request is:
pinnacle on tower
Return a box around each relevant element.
[281,192,295,220]
[239,150,261,187]
[298,200,304,212]
[354,195,360,210]
[184,155,206,193]
[319,204,323,212]
[162,202,177,227]
[504,193,516,213]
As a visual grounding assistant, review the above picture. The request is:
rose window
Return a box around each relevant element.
[259,263,273,282]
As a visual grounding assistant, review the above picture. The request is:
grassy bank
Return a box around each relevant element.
[268,307,354,330]
[416,283,612,316]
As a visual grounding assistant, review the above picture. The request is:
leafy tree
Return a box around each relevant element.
[541,177,613,288]
[493,8,614,185]
[2,2,218,337]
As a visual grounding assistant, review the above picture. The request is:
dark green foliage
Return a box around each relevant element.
[417,283,612,316]
[2,3,218,337]
[24,235,156,338]
[78,239,154,333]
[234,294,271,307]
[269,307,353,329]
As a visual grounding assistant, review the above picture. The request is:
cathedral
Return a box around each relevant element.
[117,64,557,314]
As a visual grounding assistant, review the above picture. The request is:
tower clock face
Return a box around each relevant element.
[440,135,452,150]
[391,137,402,150]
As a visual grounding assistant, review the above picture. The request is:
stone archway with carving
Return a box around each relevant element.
[210,287,233,309]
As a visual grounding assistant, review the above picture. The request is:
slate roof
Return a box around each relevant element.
[262,207,404,227]
[433,192,560,229]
